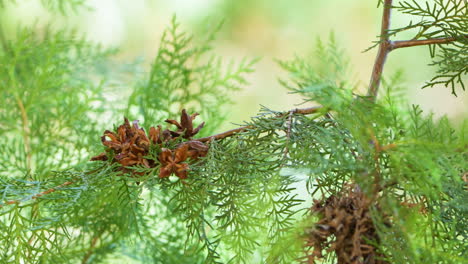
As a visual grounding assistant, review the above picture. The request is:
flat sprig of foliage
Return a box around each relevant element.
[0,27,113,180]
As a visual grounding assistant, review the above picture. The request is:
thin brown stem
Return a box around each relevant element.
[195,106,323,142]
[0,181,74,208]
[278,110,295,167]
[81,233,101,264]
[284,110,294,157]
[196,125,254,142]
[390,36,464,50]
[367,0,393,101]
[15,95,32,172]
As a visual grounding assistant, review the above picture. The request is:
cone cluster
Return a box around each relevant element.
[91,109,208,179]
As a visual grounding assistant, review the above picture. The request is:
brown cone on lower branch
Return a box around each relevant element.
[304,184,390,264]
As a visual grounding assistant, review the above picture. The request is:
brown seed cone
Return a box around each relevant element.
[304,185,389,264]
[158,144,190,179]
[165,109,205,139]
[91,118,153,169]
[186,140,209,159]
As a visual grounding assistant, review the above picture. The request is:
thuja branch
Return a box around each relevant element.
[1,106,323,207]
[195,106,323,142]
[0,181,74,208]
[0,166,106,209]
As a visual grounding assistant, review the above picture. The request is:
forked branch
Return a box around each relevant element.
[367,1,465,101]
[367,0,393,101]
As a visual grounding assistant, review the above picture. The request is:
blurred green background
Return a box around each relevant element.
[2,0,466,129]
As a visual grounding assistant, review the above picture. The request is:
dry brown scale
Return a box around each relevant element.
[91,109,209,180]
[304,184,390,264]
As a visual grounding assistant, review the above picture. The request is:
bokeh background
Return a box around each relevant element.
[2,0,466,129]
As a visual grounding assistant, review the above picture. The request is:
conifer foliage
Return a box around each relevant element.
[0,1,467,264]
